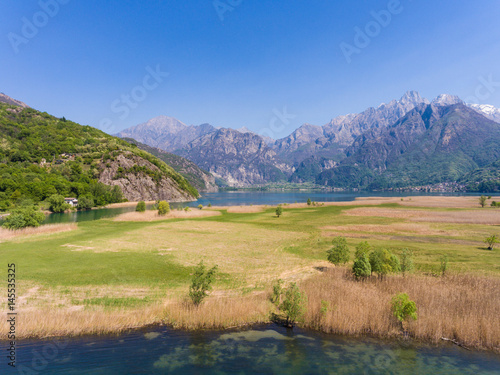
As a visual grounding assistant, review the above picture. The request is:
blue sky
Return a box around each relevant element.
[2,0,500,138]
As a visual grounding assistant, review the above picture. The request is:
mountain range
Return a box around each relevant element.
[116,91,500,190]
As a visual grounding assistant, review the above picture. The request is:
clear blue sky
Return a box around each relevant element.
[2,0,500,138]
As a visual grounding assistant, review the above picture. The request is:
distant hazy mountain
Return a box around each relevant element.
[0,93,29,108]
[116,116,216,151]
[178,128,292,186]
[318,103,500,188]
[235,126,275,145]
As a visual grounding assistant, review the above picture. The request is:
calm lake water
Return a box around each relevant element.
[42,190,476,225]
[4,325,499,374]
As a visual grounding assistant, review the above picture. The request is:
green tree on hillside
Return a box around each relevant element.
[48,194,70,213]
[276,205,283,218]
[2,206,45,229]
[77,195,94,211]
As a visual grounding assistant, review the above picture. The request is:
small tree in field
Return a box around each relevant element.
[198,204,203,210]
[479,195,487,208]
[135,200,146,212]
[276,205,283,218]
[400,248,414,277]
[327,236,350,265]
[307,198,312,206]
[439,255,448,276]
[352,253,371,280]
[484,235,499,250]
[189,261,218,306]
[369,248,400,278]
[391,293,417,331]
[280,282,307,327]
[158,201,170,215]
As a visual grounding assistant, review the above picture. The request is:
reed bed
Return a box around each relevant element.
[164,294,270,329]
[300,268,500,351]
[114,209,221,221]
[0,223,77,240]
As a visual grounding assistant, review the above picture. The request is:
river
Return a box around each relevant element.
[4,325,499,374]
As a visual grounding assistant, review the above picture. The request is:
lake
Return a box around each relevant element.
[5,325,499,374]
[42,190,477,225]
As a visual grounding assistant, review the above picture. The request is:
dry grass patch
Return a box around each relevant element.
[345,207,500,224]
[114,209,221,222]
[0,223,77,241]
[321,223,462,236]
[300,268,500,351]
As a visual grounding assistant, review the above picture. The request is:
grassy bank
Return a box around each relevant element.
[0,197,499,351]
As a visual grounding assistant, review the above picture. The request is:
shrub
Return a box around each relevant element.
[2,207,45,229]
[276,205,283,218]
[135,201,146,212]
[400,248,414,277]
[48,194,70,213]
[484,235,499,250]
[208,203,212,207]
[327,236,350,265]
[307,198,312,206]
[279,282,307,327]
[491,201,497,207]
[77,195,94,211]
[184,207,189,212]
[198,204,203,210]
[391,293,417,330]
[189,261,218,306]
[158,201,170,215]
[352,253,371,280]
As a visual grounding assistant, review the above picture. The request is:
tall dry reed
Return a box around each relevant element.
[0,223,77,240]
[300,268,500,351]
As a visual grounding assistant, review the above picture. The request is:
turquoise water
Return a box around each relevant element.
[42,190,474,225]
[4,325,499,374]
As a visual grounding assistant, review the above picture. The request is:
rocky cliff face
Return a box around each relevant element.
[123,138,219,192]
[0,93,29,108]
[98,152,196,201]
[179,128,293,186]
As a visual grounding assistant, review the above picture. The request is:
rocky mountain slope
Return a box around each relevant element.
[0,93,29,108]
[123,138,218,192]
[178,128,293,186]
[317,104,500,188]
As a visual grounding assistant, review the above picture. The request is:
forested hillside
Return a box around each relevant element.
[0,103,198,211]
